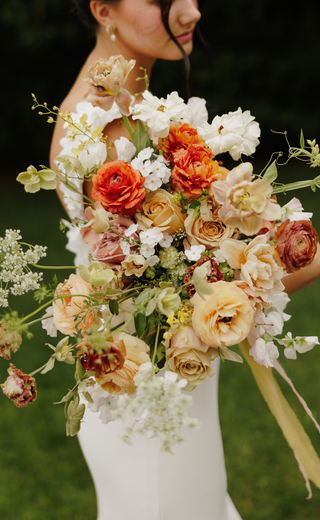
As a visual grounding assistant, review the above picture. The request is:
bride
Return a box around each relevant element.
[49,1,320,519]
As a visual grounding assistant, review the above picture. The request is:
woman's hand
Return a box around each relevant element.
[282,243,320,295]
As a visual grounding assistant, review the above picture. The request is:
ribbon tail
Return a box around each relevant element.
[239,338,320,496]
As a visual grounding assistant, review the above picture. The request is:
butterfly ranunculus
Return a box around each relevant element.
[1,364,37,407]
[274,219,319,273]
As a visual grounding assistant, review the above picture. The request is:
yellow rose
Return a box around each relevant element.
[53,274,100,336]
[97,332,150,395]
[167,326,215,390]
[135,189,185,234]
[191,281,254,348]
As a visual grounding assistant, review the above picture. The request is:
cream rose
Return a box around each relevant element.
[185,211,237,250]
[135,189,185,234]
[97,332,150,395]
[191,281,254,348]
[220,235,284,303]
[53,274,100,336]
[167,326,214,390]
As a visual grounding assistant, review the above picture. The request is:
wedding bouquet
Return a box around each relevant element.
[2,55,320,493]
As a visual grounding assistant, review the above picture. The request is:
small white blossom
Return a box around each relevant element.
[212,249,226,264]
[120,241,131,255]
[146,255,159,267]
[279,332,319,360]
[140,228,163,246]
[140,244,156,258]
[124,224,139,237]
[249,337,279,368]
[159,233,173,248]
[184,244,206,261]
[86,385,119,424]
[144,172,163,191]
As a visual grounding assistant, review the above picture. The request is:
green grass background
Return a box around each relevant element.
[1,158,320,519]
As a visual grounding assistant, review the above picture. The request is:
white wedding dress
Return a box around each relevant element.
[59,101,242,520]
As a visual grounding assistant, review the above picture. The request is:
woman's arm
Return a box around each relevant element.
[282,244,320,295]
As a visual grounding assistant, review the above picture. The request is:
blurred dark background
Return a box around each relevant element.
[1,0,320,174]
[1,1,320,519]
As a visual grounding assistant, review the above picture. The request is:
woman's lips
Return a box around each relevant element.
[175,31,193,43]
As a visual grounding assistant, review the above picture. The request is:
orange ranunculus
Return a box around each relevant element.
[91,160,146,216]
[157,122,205,162]
[274,219,319,273]
[171,144,228,199]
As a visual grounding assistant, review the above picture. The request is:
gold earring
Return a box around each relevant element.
[106,25,116,42]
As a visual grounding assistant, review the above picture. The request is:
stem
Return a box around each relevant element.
[272,176,320,194]
[21,316,50,328]
[19,300,53,324]
[152,321,161,371]
[31,264,76,270]
[29,362,50,377]
[122,115,134,139]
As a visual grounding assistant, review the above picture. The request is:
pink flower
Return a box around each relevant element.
[80,202,111,246]
[85,56,135,116]
[1,364,37,407]
[91,215,136,264]
[211,163,281,235]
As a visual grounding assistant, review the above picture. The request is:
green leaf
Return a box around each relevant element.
[300,129,305,149]
[132,120,152,155]
[76,358,86,381]
[134,312,147,338]
[189,200,201,209]
[135,288,155,307]
[192,261,214,301]
[218,347,243,363]
[109,299,119,315]
[263,160,278,183]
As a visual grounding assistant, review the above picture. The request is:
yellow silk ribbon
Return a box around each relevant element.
[239,338,320,498]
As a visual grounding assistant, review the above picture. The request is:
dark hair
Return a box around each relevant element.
[72,0,206,95]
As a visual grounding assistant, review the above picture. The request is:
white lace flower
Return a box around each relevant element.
[198,107,260,160]
[114,136,136,162]
[140,244,156,258]
[184,244,206,261]
[249,337,279,368]
[159,233,173,248]
[144,172,163,191]
[132,91,189,138]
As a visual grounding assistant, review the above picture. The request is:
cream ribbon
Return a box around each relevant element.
[239,338,320,498]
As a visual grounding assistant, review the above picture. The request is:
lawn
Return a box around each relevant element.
[1,159,320,519]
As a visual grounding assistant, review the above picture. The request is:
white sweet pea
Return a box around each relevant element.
[41,306,57,337]
[134,361,153,382]
[78,141,107,171]
[279,332,319,360]
[114,136,136,162]
[281,197,313,222]
[198,107,260,160]
[86,385,119,424]
[185,244,206,261]
[249,337,279,368]
[132,90,189,138]
[137,147,154,161]
[124,223,139,237]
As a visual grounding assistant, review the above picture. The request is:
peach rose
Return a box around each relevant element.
[91,215,135,264]
[53,274,100,336]
[191,281,254,348]
[185,210,237,250]
[158,122,205,162]
[91,160,145,215]
[171,144,229,199]
[274,219,319,273]
[97,332,150,395]
[167,326,215,390]
[135,189,185,234]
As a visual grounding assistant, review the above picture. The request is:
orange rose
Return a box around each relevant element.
[53,274,100,336]
[158,122,205,162]
[91,160,146,215]
[171,144,228,199]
